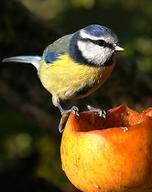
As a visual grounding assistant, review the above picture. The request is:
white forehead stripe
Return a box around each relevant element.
[79,29,117,44]
[80,29,104,40]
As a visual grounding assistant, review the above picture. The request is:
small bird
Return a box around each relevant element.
[2,24,124,127]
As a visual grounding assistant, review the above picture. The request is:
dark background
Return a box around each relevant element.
[0,0,152,191]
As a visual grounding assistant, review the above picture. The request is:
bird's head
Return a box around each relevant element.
[69,24,124,66]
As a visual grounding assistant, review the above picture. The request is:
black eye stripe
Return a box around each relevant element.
[91,40,114,49]
[82,38,114,49]
[91,40,105,46]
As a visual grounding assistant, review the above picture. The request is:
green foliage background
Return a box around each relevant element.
[20,0,152,72]
[0,0,152,191]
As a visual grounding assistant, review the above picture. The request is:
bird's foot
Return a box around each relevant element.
[58,106,79,133]
[86,105,106,119]
[61,106,79,116]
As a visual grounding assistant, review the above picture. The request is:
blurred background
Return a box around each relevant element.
[0,0,152,191]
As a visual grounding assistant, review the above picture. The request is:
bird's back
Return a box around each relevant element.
[42,34,72,59]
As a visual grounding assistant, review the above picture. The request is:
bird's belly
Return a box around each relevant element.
[38,57,115,101]
[74,64,115,99]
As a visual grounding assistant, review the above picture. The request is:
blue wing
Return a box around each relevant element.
[43,34,73,64]
[42,34,72,64]
[44,52,64,63]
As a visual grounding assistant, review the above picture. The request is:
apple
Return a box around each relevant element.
[60,105,152,192]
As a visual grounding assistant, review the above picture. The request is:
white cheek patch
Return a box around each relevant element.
[77,40,113,66]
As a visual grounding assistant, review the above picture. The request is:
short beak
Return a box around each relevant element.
[114,44,124,52]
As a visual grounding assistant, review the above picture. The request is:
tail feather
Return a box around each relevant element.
[2,56,42,70]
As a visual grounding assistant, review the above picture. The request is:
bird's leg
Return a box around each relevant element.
[86,105,106,119]
[57,103,79,116]
[52,96,79,116]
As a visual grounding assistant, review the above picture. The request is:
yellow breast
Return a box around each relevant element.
[38,54,115,100]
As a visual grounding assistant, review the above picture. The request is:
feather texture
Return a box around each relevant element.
[44,52,64,63]
[2,56,41,70]
[38,54,115,105]
[42,34,72,59]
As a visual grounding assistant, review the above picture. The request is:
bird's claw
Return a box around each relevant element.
[122,126,129,132]
[58,112,70,133]
[58,106,79,133]
[86,105,106,119]
[71,106,79,116]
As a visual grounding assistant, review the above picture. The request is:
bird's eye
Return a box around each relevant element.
[94,40,106,47]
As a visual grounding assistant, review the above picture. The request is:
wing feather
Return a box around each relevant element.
[42,34,72,60]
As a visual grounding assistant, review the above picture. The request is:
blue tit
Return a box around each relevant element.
[2,24,124,118]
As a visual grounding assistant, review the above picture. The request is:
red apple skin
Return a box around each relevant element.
[60,105,152,192]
